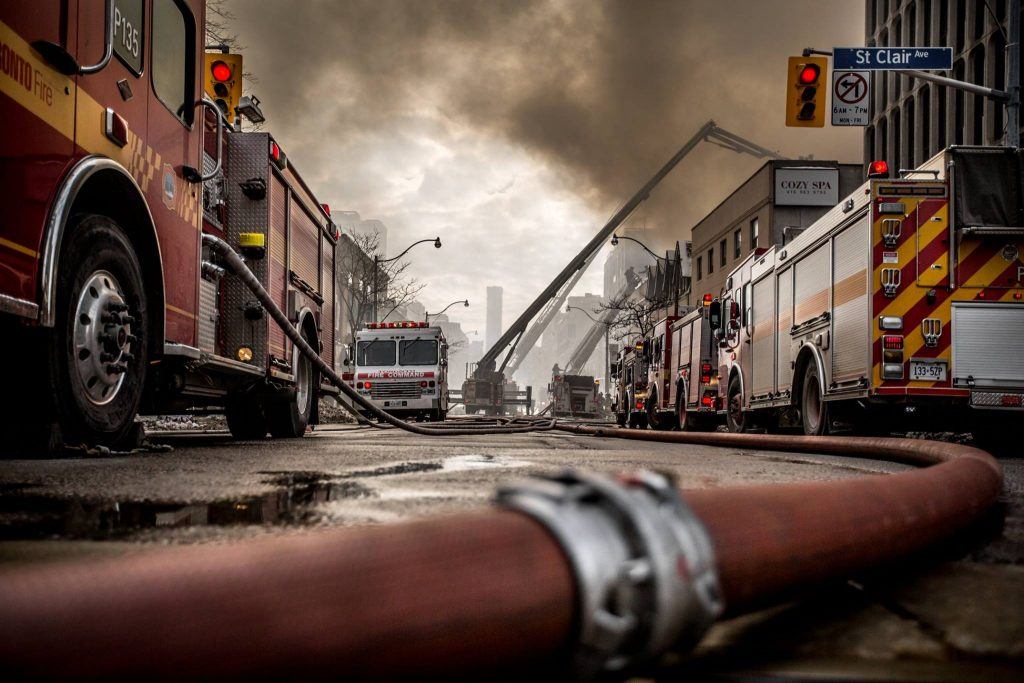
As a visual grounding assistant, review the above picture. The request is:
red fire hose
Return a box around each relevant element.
[0,428,1002,681]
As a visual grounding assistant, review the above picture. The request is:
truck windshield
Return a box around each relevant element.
[399,339,438,365]
[357,340,396,366]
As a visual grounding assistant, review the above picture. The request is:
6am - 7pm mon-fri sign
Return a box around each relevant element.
[833,47,953,71]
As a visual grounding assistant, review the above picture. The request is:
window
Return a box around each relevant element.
[399,339,438,366]
[696,256,702,280]
[743,282,752,327]
[707,248,714,274]
[113,0,144,74]
[151,0,195,125]
[750,217,759,248]
[733,229,742,258]
[719,239,727,267]
[357,340,396,366]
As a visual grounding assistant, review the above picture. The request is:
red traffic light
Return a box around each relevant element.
[211,60,232,82]
[798,64,820,84]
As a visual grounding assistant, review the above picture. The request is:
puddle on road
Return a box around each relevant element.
[0,475,373,541]
[0,455,534,541]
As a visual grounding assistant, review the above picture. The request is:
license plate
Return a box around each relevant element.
[910,359,947,382]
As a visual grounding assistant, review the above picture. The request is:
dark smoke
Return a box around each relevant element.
[226,0,863,248]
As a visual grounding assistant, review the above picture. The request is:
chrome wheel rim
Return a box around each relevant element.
[804,380,822,433]
[293,344,311,416]
[73,270,132,406]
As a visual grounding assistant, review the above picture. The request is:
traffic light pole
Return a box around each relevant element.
[804,24,1021,148]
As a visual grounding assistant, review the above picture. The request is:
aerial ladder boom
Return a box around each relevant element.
[564,275,640,376]
[465,120,783,412]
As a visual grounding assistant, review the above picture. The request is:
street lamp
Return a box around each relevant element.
[373,237,442,322]
[426,299,469,324]
[609,233,682,316]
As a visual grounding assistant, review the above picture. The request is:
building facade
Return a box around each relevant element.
[865,0,1019,172]
[485,286,503,350]
[690,160,863,300]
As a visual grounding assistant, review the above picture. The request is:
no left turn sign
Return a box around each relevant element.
[832,70,871,126]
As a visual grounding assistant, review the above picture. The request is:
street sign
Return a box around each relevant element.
[833,47,953,71]
[831,70,870,126]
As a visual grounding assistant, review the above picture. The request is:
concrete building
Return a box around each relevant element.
[690,160,862,300]
[865,0,1020,171]
[485,286,503,349]
[335,211,388,256]
[603,225,657,301]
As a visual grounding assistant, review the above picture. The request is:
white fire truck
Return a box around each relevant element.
[708,147,1024,450]
[352,322,449,422]
[548,373,600,418]
[0,1,343,447]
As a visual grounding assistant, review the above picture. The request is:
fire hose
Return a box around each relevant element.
[203,234,555,436]
[0,237,1004,680]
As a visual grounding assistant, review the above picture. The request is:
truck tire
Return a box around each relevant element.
[676,385,701,431]
[267,334,317,438]
[726,375,747,433]
[47,214,148,447]
[615,411,627,427]
[800,363,829,436]
[646,388,669,430]
[226,393,268,440]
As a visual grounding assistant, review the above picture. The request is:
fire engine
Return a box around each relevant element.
[708,147,1024,448]
[0,1,343,447]
[636,314,680,429]
[663,299,720,431]
[548,372,599,418]
[610,342,648,428]
[352,322,449,422]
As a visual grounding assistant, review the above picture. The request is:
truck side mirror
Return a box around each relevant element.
[708,301,722,331]
[730,300,741,321]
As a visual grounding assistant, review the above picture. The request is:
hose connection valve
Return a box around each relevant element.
[496,470,722,677]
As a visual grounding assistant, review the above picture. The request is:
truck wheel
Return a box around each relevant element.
[646,389,664,430]
[47,214,148,447]
[800,363,829,436]
[226,392,268,440]
[676,387,696,431]
[268,334,317,438]
[726,375,746,433]
[615,411,627,427]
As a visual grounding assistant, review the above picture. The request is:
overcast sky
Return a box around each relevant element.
[223,0,864,338]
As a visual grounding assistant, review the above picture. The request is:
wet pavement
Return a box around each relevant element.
[0,424,1021,679]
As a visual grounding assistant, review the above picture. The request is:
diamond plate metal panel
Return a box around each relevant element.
[198,277,219,353]
[222,132,272,370]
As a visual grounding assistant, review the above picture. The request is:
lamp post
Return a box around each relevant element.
[426,299,469,324]
[610,233,681,316]
[565,304,611,398]
[373,237,442,322]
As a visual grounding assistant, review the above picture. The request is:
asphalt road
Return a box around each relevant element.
[0,425,1021,679]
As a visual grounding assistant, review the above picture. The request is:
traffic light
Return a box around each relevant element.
[785,56,827,128]
[204,53,243,124]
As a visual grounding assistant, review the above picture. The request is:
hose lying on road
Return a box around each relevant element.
[203,234,553,436]
[0,423,1002,680]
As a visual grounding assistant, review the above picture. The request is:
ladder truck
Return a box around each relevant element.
[708,147,1024,452]
[462,120,784,415]
[549,276,639,418]
[0,1,344,448]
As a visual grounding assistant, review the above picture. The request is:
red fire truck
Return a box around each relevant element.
[638,314,680,429]
[1,1,342,448]
[709,147,1024,449]
[664,300,720,431]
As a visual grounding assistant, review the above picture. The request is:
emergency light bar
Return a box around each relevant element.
[367,322,430,329]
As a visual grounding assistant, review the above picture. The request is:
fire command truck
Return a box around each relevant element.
[0,1,344,448]
[708,147,1024,449]
[352,322,449,422]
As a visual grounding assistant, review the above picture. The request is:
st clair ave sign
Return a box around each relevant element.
[833,47,953,71]
[774,167,839,207]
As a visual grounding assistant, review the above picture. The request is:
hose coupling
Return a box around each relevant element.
[496,470,722,678]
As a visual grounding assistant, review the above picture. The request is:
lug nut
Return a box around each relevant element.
[120,352,135,363]
[106,302,128,312]
[106,363,128,375]
[100,352,117,362]
[101,313,118,324]
[120,315,137,326]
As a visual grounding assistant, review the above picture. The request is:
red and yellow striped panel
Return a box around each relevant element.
[871,186,1024,395]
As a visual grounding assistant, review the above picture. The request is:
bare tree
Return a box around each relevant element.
[334,231,426,351]
[596,290,670,345]
[204,0,261,128]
